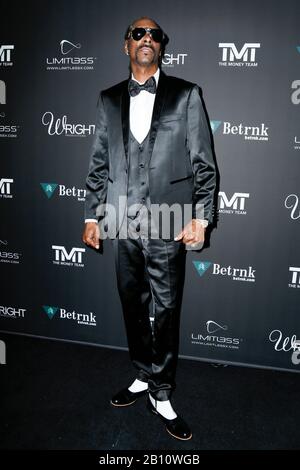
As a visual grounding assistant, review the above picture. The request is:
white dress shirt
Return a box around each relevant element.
[85,68,208,233]
[129,67,160,143]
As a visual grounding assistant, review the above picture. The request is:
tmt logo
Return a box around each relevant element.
[0,45,14,65]
[52,245,85,267]
[218,192,249,215]
[289,267,300,289]
[219,43,260,67]
[0,178,13,198]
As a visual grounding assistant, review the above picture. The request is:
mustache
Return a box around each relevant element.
[138,45,154,52]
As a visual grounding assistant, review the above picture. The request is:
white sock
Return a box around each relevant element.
[149,394,177,420]
[128,378,148,393]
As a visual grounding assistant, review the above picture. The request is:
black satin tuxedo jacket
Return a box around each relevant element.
[84,70,216,236]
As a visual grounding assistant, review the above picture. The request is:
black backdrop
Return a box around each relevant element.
[1,0,300,372]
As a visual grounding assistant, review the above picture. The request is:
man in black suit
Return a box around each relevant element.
[82,16,216,441]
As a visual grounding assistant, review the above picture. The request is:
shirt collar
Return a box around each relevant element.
[131,67,160,86]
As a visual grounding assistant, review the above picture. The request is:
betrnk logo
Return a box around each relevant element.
[42,305,96,326]
[0,80,5,104]
[193,260,255,282]
[219,43,260,66]
[289,267,300,288]
[40,182,86,201]
[52,245,85,264]
[0,45,14,63]
[223,122,269,140]
[0,178,13,197]
[219,192,249,213]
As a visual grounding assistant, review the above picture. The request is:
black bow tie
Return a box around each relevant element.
[128,76,156,97]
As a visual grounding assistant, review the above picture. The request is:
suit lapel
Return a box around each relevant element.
[148,70,167,165]
[121,80,130,166]
[121,70,168,165]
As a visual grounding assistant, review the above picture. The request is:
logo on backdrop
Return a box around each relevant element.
[294,136,300,150]
[42,305,96,326]
[210,120,222,134]
[211,120,268,141]
[46,40,96,71]
[40,183,86,202]
[191,320,242,349]
[0,45,14,66]
[0,305,26,319]
[288,267,300,289]
[291,80,300,105]
[284,194,300,220]
[0,340,6,365]
[218,191,249,215]
[52,245,85,267]
[162,52,188,67]
[0,178,13,198]
[0,239,21,264]
[193,260,256,283]
[269,329,300,356]
[218,43,260,67]
[0,113,19,138]
[0,80,5,104]
[41,111,95,137]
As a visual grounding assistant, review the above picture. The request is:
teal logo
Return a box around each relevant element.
[40,183,58,199]
[193,261,212,277]
[210,120,222,134]
[43,305,58,319]
[296,46,300,54]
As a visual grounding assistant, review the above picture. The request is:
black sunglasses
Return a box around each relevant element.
[129,27,164,43]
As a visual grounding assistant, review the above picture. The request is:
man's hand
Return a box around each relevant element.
[82,222,100,250]
[174,219,206,246]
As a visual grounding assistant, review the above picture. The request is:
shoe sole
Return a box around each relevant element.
[110,399,137,407]
[147,401,192,441]
[166,428,193,441]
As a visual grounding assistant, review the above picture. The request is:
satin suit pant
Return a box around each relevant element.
[112,217,187,401]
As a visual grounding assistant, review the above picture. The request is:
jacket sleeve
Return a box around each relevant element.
[84,92,109,221]
[186,85,216,224]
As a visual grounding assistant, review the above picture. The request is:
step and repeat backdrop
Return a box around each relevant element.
[1,0,299,372]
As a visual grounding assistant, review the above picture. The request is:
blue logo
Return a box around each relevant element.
[210,120,222,134]
[42,305,58,319]
[192,261,212,277]
[40,183,58,199]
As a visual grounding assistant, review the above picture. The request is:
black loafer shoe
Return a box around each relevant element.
[146,394,192,441]
[110,387,148,407]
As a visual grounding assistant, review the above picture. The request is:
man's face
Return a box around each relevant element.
[125,19,162,67]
